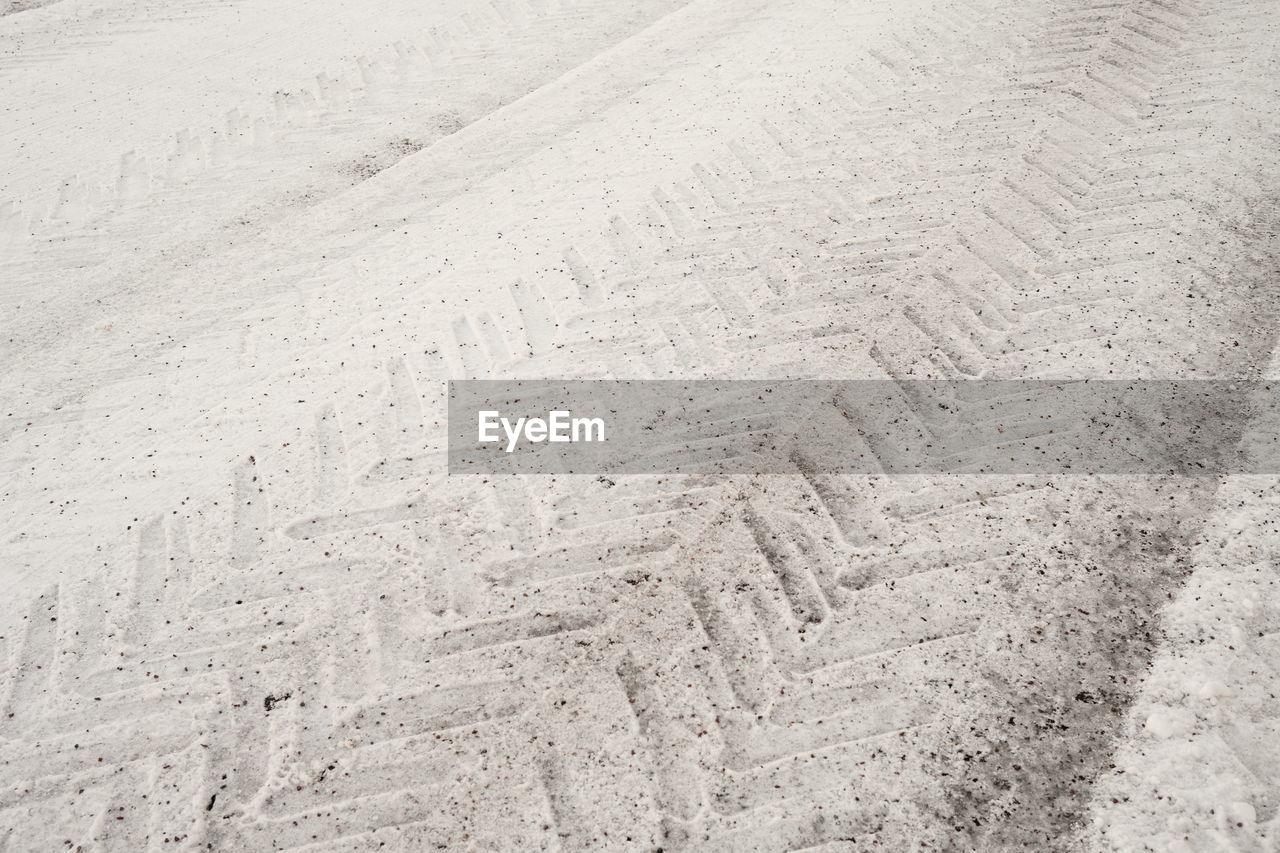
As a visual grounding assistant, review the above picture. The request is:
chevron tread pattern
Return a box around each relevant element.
[2,0,1279,849]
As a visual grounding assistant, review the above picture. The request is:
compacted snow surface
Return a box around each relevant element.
[1,0,1278,849]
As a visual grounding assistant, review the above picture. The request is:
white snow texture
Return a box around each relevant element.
[1,0,1278,849]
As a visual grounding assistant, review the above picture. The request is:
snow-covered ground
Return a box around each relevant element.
[2,0,1278,848]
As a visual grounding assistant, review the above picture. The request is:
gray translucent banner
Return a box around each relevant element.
[447,380,1280,475]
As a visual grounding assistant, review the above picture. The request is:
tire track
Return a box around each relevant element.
[2,0,1278,848]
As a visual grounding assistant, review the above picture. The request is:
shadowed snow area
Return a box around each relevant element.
[1,0,1278,849]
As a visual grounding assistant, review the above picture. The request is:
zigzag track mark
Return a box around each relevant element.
[3,0,1279,848]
